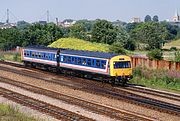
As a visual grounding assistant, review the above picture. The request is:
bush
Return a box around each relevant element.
[174,51,180,62]
[170,47,177,51]
[147,49,163,60]
[109,42,126,54]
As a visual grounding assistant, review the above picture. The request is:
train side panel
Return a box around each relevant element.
[22,49,57,66]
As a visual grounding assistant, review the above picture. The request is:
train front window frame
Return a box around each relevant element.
[114,61,131,69]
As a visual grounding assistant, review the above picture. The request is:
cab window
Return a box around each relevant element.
[114,61,131,69]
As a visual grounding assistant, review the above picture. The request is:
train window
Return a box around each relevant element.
[67,56,71,63]
[48,54,51,60]
[114,61,131,69]
[92,59,95,66]
[101,60,106,69]
[60,56,63,62]
[26,51,29,56]
[87,59,91,66]
[96,60,100,68]
[72,57,75,63]
[74,57,77,64]
[53,54,56,60]
[77,58,81,65]
[35,53,38,58]
[82,58,86,65]
[45,54,49,59]
[24,51,27,56]
[32,52,35,57]
[38,53,41,58]
[64,56,67,63]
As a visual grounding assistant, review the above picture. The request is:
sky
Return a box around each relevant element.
[0,0,180,23]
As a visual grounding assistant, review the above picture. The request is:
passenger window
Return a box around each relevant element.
[82,58,86,65]
[64,56,67,62]
[39,53,41,58]
[87,59,91,66]
[61,56,63,62]
[101,60,106,69]
[92,59,95,66]
[77,58,81,65]
[74,57,77,64]
[32,52,35,57]
[72,57,75,63]
[96,60,100,68]
[67,56,71,63]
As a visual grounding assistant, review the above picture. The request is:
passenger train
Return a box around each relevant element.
[21,46,133,85]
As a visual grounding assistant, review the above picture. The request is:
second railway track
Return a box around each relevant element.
[0,87,94,121]
[0,76,154,121]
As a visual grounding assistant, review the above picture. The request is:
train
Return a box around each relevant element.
[21,46,133,85]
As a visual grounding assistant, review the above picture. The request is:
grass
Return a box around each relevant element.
[0,51,21,62]
[0,104,38,121]
[163,39,180,50]
[130,67,180,93]
[48,38,110,52]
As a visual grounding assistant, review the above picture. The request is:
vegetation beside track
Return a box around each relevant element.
[130,67,180,93]
[0,52,21,62]
[48,38,110,52]
[0,103,38,121]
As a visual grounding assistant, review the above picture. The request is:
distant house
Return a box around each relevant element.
[170,10,180,27]
[131,17,141,23]
[59,19,76,27]
[173,10,180,22]
[0,23,16,29]
[38,21,47,25]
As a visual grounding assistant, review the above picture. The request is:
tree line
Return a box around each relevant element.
[0,18,180,52]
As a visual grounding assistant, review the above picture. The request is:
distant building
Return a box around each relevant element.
[173,10,180,22]
[0,23,16,29]
[131,17,141,23]
[38,21,47,25]
[59,19,76,27]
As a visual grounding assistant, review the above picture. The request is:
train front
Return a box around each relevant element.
[110,55,133,84]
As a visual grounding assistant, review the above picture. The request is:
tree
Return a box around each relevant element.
[144,15,152,22]
[130,22,168,50]
[109,42,126,54]
[69,23,89,40]
[161,21,180,40]
[125,22,139,33]
[147,49,163,60]
[153,15,159,22]
[115,27,136,50]
[91,20,117,44]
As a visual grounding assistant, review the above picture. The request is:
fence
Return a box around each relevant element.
[131,56,180,71]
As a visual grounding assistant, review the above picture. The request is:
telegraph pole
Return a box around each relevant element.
[6,9,9,23]
[47,10,49,23]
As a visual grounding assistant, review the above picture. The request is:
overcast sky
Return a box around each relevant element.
[0,0,179,23]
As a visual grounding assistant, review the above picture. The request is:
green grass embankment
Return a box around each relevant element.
[48,38,110,52]
[130,67,180,93]
[0,104,38,121]
[163,39,180,50]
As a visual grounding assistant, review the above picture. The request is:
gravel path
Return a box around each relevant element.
[0,65,179,121]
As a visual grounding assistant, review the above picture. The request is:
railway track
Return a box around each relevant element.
[0,76,154,121]
[0,60,180,116]
[121,85,180,102]
[0,87,94,121]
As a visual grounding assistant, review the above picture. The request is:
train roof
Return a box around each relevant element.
[25,46,119,59]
